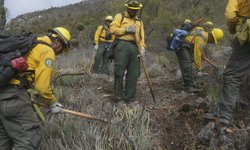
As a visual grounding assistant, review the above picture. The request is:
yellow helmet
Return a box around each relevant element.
[204,21,213,27]
[48,27,71,48]
[184,19,191,24]
[125,0,143,10]
[211,28,223,44]
[105,15,113,21]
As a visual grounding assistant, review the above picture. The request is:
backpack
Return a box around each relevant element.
[0,31,50,88]
[166,29,189,51]
[166,18,203,51]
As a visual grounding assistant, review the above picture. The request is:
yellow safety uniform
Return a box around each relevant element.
[225,0,250,33]
[9,36,56,105]
[94,25,115,45]
[185,27,208,71]
[109,11,145,49]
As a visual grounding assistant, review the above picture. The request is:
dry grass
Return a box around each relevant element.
[39,47,154,150]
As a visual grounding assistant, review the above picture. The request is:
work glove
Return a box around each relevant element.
[50,102,64,113]
[125,26,136,34]
[139,47,145,57]
[94,45,99,51]
[196,70,203,77]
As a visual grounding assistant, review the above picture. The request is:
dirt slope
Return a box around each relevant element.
[94,56,210,149]
[51,47,250,149]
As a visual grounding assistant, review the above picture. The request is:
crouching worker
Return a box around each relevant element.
[0,27,71,149]
[175,27,223,93]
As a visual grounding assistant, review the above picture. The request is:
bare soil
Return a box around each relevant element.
[97,63,211,149]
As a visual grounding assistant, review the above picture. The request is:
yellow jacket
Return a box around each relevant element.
[94,25,115,45]
[9,36,56,105]
[185,27,208,71]
[109,11,145,49]
[225,0,250,33]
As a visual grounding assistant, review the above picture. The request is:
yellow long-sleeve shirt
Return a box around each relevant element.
[185,27,208,71]
[94,25,115,45]
[225,0,250,33]
[109,11,145,49]
[9,36,56,105]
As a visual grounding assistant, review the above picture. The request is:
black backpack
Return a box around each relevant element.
[0,31,50,88]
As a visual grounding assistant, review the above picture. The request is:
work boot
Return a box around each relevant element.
[185,86,201,93]
[204,112,217,120]
[210,126,235,149]
[220,116,230,126]
[116,100,127,107]
[204,112,231,125]
[114,96,126,107]
[126,100,139,107]
[197,121,215,146]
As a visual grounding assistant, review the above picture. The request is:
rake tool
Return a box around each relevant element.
[31,100,107,123]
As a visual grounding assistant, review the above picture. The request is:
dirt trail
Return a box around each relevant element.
[96,64,209,149]
[56,48,248,149]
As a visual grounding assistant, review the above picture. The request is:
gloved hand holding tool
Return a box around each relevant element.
[94,44,99,51]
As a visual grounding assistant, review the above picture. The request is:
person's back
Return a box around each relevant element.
[9,36,56,105]
[185,27,208,74]
[0,27,71,150]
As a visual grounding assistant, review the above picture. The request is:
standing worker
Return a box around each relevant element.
[109,0,145,105]
[199,0,250,146]
[92,15,115,76]
[0,27,71,149]
[176,26,223,93]
[203,21,214,32]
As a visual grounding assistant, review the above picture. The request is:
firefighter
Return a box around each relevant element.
[203,21,214,32]
[180,19,192,31]
[92,15,115,76]
[198,0,250,147]
[109,0,145,105]
[0,27,71,149]
[176,27,223,93]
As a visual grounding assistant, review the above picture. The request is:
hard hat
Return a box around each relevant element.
[184,19,191,24]
[211,28,223,44]
[105,15,113,21]
[48,27,71,48]
[125,0,143,10]
[205,21,213,27]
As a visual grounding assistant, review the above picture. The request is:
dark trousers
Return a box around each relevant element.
[175,46,195,88]
[92,43,110,75]
[0,85,41,150]
[218,40,250,119]
[114,40,140,102]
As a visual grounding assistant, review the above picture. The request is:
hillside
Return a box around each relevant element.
[4,0,250,150]
[6,0,229,49]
